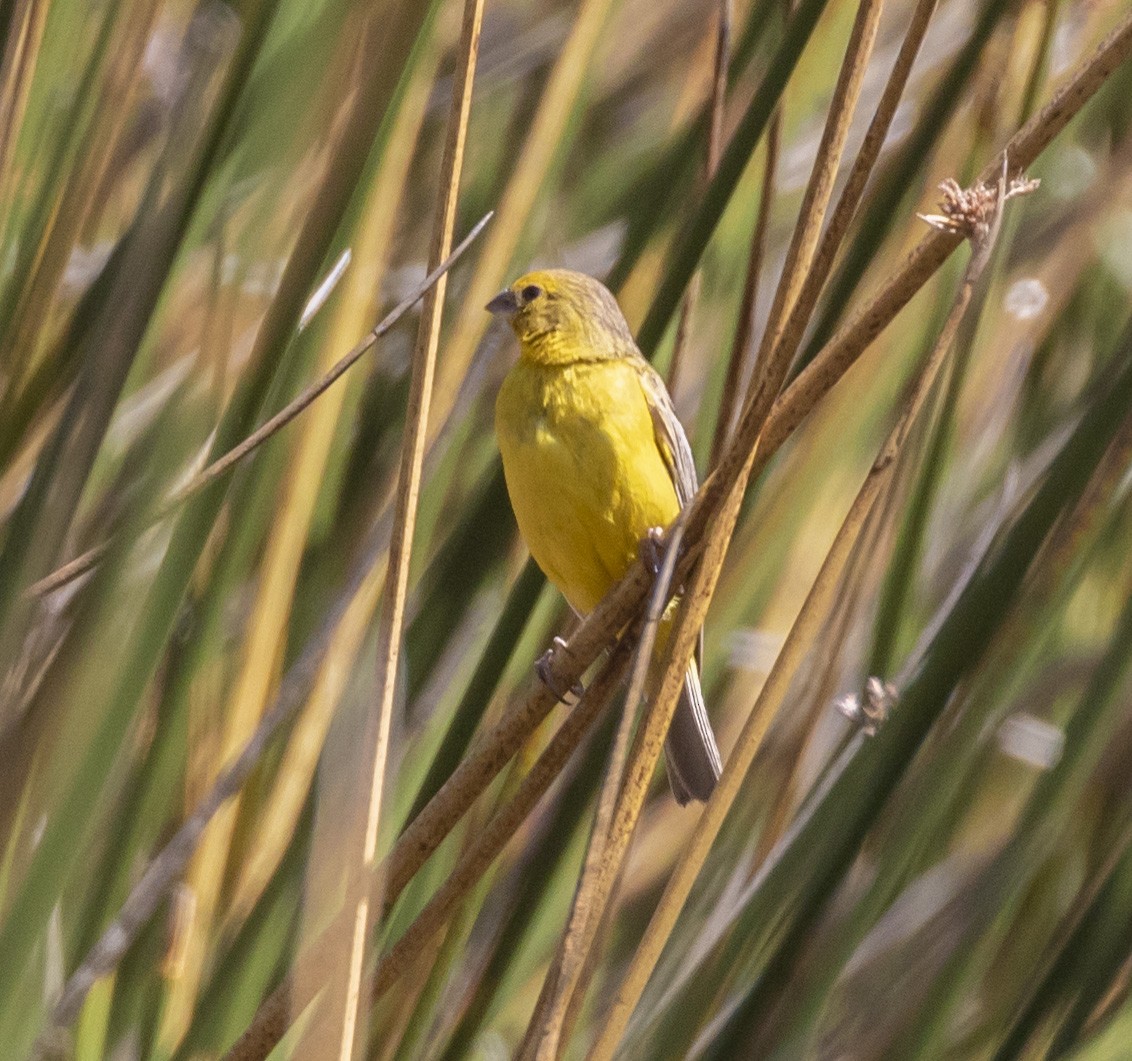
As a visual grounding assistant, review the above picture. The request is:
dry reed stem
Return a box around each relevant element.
[368,641,634,1003]
[668,0,731,394]
[225,32,447,925]
[27,215,492,1051]
[519,518,688,1060]
[747,0,885,403]
[587,164,1018,1061]
[222,16,1132,1055]
[708,106,780,470]
[26,213,492,599]
[222,642,634,1061]
[780,0,939,375]
[711,0,935,467]
[329,0,483,1054]
[750,0,1132,478]
[428,0,617,443]
[541,432,760,1059]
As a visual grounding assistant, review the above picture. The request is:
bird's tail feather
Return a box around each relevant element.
[663,660,722,805]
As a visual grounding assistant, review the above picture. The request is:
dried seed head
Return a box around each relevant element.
[919,169,1040,241]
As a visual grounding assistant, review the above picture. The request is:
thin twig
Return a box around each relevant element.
[587,162,1025,1061]
[520,517,688,1060]
[369,641,634,1002]
[427,0,617,450]
[329,0,484,1053]
[26,212,492,599]
[221,641,635,1061]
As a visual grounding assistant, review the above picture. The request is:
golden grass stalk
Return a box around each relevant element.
[517,515,688,1060]
[587,164,1024,1061]
[26,214,492,600]
[224,13,449,932]
[753,0,885,381]
[426,0,618,444]
[323,0,484,1054]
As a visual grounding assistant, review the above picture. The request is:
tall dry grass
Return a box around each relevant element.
[1,1,1132,1059]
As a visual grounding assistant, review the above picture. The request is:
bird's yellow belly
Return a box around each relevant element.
[496,360,680,614]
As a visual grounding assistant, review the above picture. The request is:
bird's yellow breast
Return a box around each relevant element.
[495,358,680,614]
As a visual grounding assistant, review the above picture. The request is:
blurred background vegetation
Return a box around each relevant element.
[2,0,1132,1057]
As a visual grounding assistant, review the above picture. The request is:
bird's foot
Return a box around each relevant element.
[536,636,585,704]
[638,526,667,576]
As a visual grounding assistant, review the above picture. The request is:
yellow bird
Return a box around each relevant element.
[488,269,722,804]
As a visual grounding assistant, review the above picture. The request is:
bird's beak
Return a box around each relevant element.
[485,289,521,315]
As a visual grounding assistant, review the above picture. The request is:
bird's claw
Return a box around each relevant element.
[638,526,667,575]
[536,636,585,704]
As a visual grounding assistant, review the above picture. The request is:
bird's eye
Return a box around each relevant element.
[521,284,543,303]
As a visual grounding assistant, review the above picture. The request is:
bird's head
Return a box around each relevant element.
[486,269,636,365]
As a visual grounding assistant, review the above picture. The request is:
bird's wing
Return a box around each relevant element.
[635,359,698,506]
[634,358,703,667]
[638,355,706,738]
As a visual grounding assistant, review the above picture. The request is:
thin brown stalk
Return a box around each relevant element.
[221,642,634,1061]
[35,526,387,1044]
[753,447,905,867]
[26,213,492,600]
[587,166,1018,1061]
[519,517,688,1061]
[668,0,731,395]
[774,0,939,383]
[747,0,1132,491]
[369,641,633,1003]
[327,0,483,1054]
[746,0,886,409]
[708,107,780,470]
[541,426,760,1058]
[223,20,1132,1053]
[427,0,617,444]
